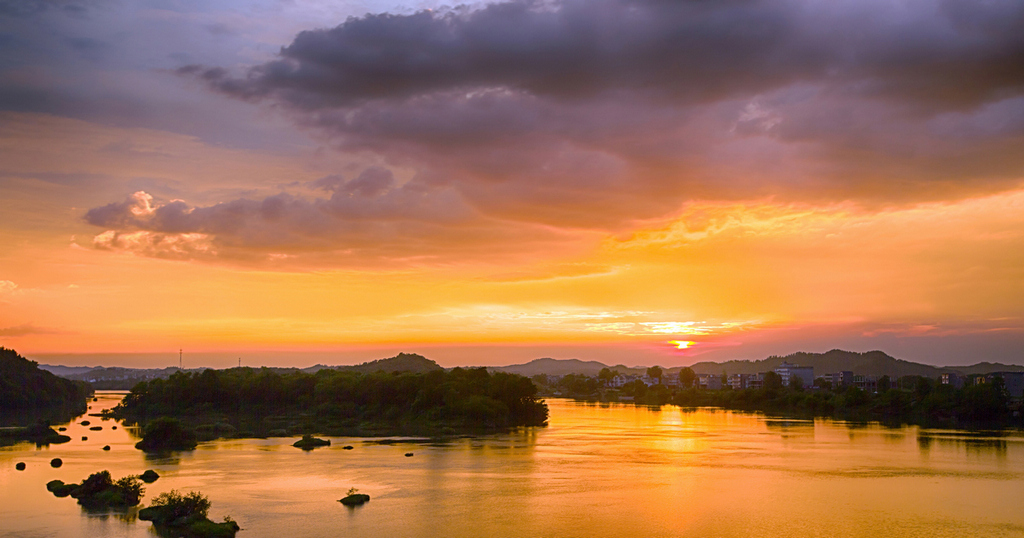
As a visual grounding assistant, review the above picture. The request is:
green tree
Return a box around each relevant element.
[678,367,696,388]
[598,368,616,386]
[646,366,663,382]
[135,417,198,452]
[763,371,783,391]
[914,376,933,400]
[148,490,211,520]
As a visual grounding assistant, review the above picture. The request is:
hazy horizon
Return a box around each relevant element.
[27,343,1024,371]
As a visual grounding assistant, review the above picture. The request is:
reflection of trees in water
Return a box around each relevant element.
[0,402,86,428]
[765,419,815,440]
[79,504,140,523]
[949,436,1009,456]
[143,451,183,466]
[918,434,933,453]
[917,432,1012,457]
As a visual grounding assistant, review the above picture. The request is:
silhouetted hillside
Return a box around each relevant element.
[37,364,96,377]
[0,348,91,410]
[492,350,1024,379]
[688,350,1024,377]
[36,349,1024,387]
[340,352,444,374]
[953,362,1024,375]
[684,350,934,377]
[491,358,644,377]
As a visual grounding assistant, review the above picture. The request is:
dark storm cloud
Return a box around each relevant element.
[87,0,1024,263]
[192,0,1024,109]
[176,0,1024,207]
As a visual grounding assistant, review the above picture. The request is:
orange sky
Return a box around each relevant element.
[2,0,1023,368]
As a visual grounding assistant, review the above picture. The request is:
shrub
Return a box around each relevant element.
[135,417,198,452]
[148,490,211,522]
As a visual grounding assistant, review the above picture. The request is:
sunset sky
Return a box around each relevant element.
[2,0,1023,368]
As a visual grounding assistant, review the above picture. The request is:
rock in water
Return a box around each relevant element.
[15,462,25,470]
[50,458,62,468]
[140,470,160,483]
[339,493,370,506]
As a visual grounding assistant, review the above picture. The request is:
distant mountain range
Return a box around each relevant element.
[40,352,444,389]
[39,349,1024,389]
[489,349,1024,379]
[489,358,645,377]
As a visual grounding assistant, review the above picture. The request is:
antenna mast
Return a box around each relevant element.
[179,348,182,370]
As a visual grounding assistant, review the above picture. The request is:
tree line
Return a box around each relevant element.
[535,368,1021,429]
[112,366,548,435]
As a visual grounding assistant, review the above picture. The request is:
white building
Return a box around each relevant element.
[774,362,813,387]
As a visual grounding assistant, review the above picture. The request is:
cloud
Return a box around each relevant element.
[0,280,16,294]
[175,0,1024,212]
[89,0,1024,266]
[0,0,89,18]
[83,185,593,266]
[0,323,61,337]
[190,0,1024,110]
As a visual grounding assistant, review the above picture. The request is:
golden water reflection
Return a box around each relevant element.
[1,396,1023,537]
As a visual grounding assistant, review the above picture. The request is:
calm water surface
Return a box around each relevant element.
[2,393,1023,537]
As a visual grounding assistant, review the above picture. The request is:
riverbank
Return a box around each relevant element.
[539,380,1023,430]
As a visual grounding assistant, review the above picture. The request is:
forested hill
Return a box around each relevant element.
[687,350,936,377]
[39,353,445,389]
[489,350,1024,378]
[329,352,443,374]
[491,358,645,377]
[687,350,1024,377]
[0,348,92,409]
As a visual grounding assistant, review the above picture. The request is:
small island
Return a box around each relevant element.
[134,417,199,452]
[46,471,144,509]
[0,422,71,446]
[292,434,330,450]
[108,357,548,439]
[138,490,239,538]
[339,488,370,506]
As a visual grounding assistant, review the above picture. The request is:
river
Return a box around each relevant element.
[2,392,1023,537]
